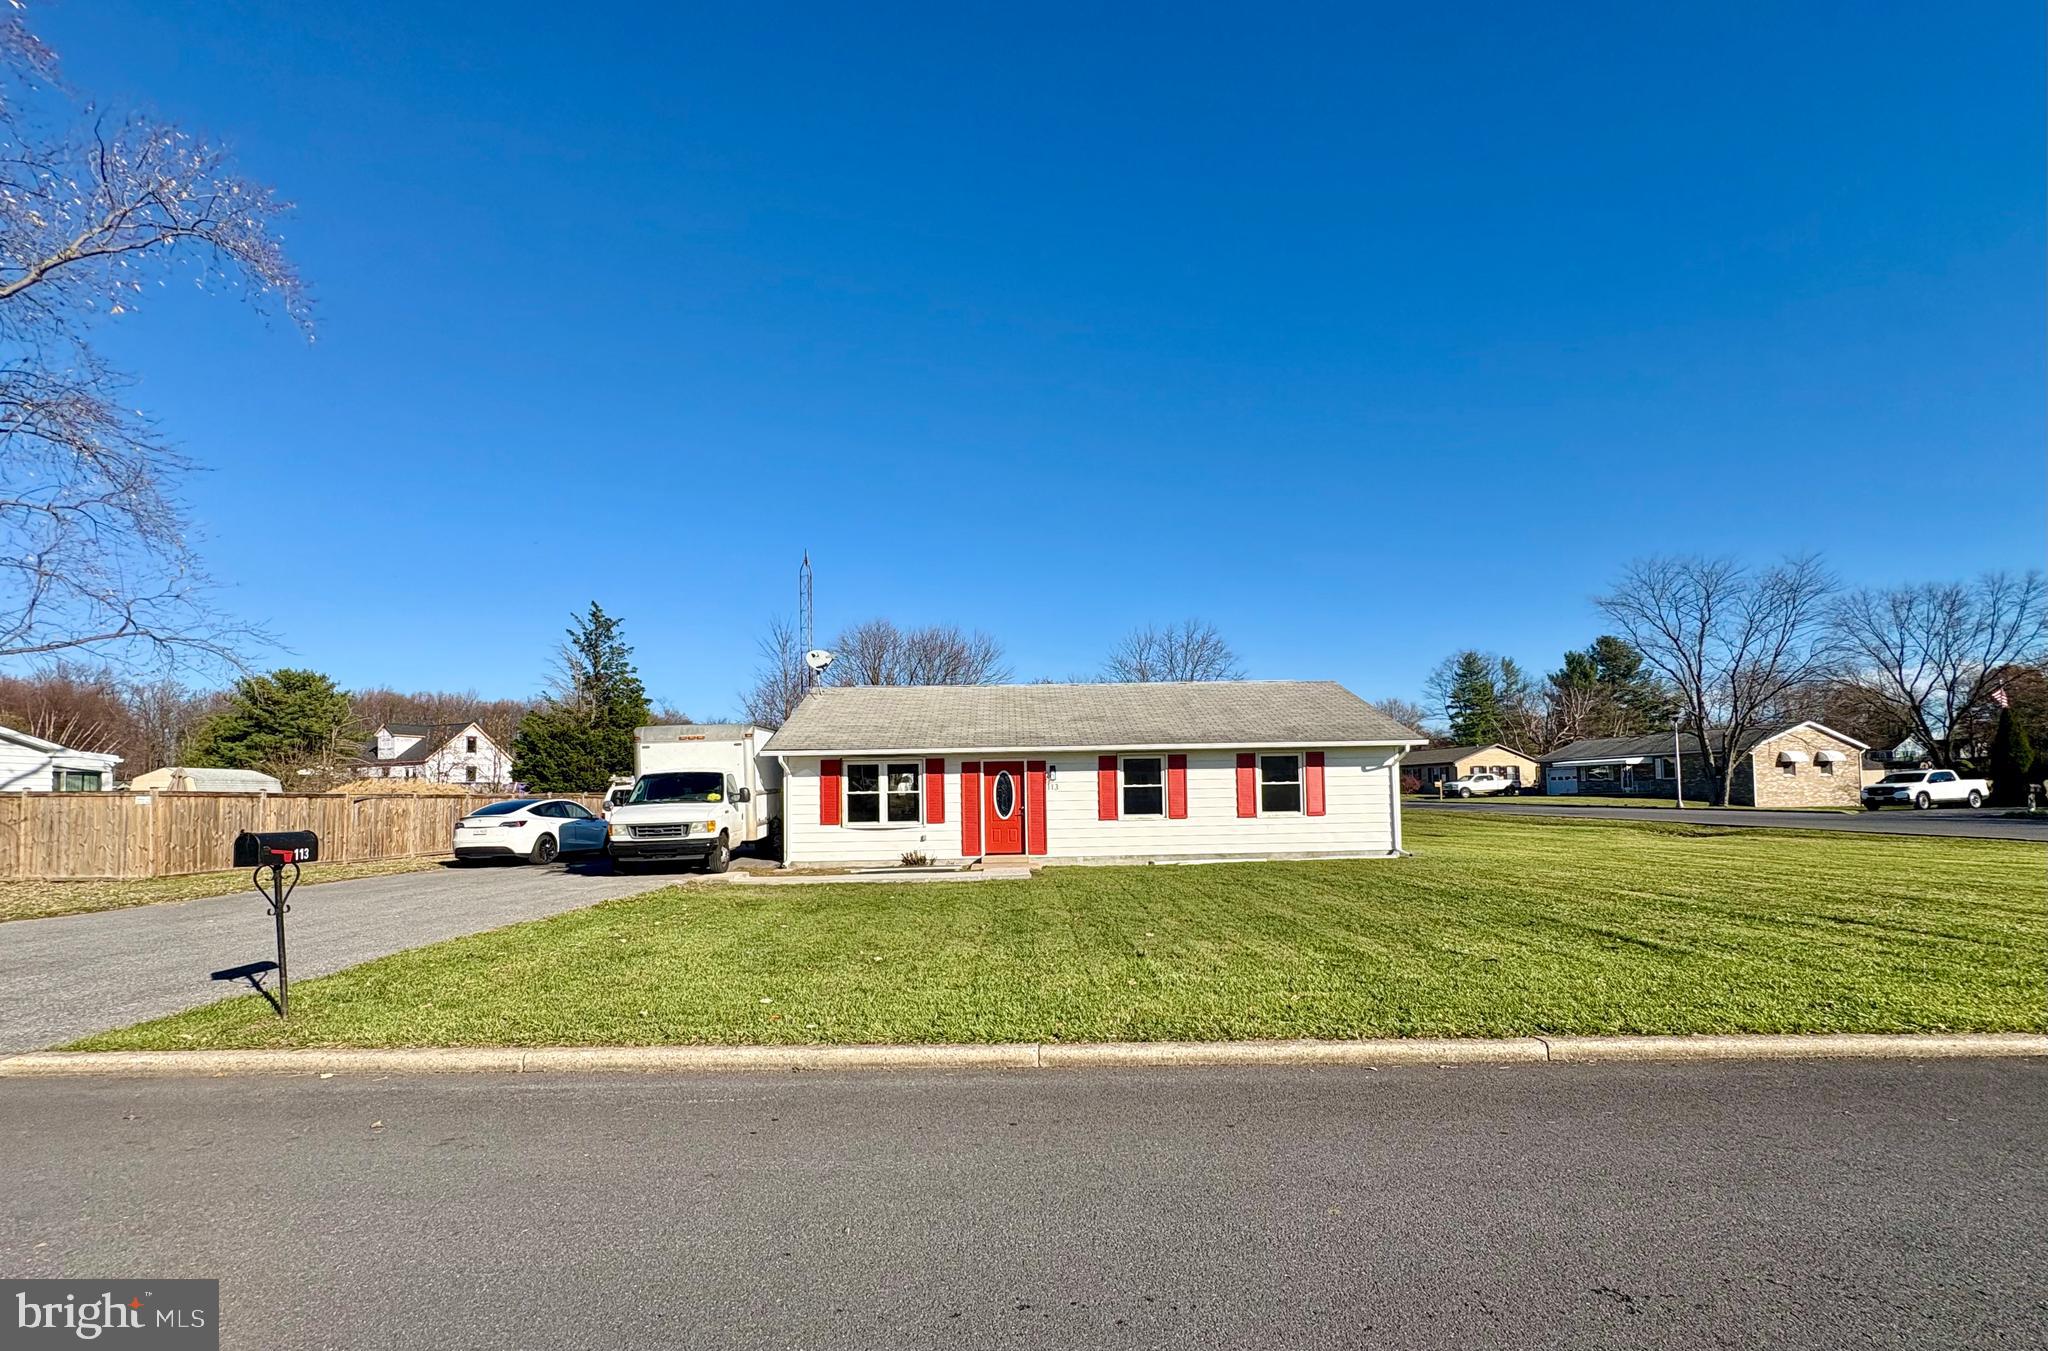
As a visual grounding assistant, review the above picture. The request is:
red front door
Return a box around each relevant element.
[982,761,1026,855]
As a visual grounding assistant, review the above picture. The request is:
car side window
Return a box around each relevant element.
[1931,772,1952,783]
[533,802,562,817]
[563,803,592,820]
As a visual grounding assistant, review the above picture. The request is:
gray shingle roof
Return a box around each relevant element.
[1543,721,1870,765]
[763,681,1423,755]
[1542,731,1722,764]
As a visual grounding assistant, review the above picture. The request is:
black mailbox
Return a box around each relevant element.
[232,830,320,868]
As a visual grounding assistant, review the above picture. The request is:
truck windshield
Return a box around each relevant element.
[1877,772,1927,784]
[630,772,724,804]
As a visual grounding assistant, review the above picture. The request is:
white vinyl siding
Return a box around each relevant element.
[781,747,1400,865]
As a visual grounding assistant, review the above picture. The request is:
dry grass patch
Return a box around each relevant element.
[0,857,447,923]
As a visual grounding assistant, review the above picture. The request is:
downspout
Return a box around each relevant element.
[774,754,792,869]
[1389,747,1408,856]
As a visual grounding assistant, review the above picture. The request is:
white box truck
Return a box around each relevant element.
[606,724,783,872]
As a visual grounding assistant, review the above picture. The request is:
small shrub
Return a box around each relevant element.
[899,851,931,868]
[1400,772,1422,794]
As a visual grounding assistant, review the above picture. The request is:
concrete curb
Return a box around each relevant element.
[0,1033,2039,1079]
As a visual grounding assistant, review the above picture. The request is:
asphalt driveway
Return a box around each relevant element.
[1410,797,2048,841]
[0,860,689,1054]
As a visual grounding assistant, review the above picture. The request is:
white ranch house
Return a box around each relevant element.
[762,681,1424,867]
[0,722,121,792]
[355,721,513,786]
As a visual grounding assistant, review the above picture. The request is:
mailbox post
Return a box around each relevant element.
[231,830,318,1018]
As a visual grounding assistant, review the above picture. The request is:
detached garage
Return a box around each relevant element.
[762,681,1425,866]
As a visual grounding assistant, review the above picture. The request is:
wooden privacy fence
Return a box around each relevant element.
[0,792,606,881]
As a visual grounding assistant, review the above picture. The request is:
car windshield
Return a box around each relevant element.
[468,800,534,816]
[630,772,724,804]
[1878,773,1927,784]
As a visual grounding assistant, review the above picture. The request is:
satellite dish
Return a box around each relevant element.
[804,649,836,672]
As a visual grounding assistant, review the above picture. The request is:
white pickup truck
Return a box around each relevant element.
[1861,769,1987,811]
[1442,771,1518,798]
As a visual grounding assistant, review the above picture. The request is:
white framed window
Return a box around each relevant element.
[846,761,921,825]
[1122,756,1164,816]
[51,769,102,792]
[1259,754,1302,814]
[466,735,478,753]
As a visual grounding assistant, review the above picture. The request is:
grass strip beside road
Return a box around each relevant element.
[0,858,447,923]
[1405,794,1861,812]
[74,812,2044,1051]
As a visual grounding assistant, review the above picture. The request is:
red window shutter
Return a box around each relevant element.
[1306,751,1326,816]
[1026,761,1049,855]
[960,762,981,856]
[1167,754,1188,819]
[925,757,946,825]
[819,759,842,826]
[1097,755,1119,820]
[1235,753,1257,817]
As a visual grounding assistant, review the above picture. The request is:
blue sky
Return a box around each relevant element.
[44,1,2046,715]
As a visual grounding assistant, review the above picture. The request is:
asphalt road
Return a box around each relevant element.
[2,1059,2040,1350]
[0,859,685,1054]
[1411,797,2048,840]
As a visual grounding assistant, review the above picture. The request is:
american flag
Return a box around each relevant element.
[1991,687,2010,709]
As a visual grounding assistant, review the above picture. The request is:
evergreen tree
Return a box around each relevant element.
[181,669,355,773]
[511,604,653,793]
[1588,634,1674,733]
[1987,708,2035,807]
[1445,651,1506,745]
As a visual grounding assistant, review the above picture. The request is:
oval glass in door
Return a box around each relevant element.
[992,771,1017,819]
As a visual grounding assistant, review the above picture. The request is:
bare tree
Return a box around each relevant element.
[1597,554,1838,805]
[1369,696,1432,736]
[1103,620,1245,683]
[740,615,811,729]
[822,618,1010,688]
[0,7,307,673]
[1828,572,2046,767]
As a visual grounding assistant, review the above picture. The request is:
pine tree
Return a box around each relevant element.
[181,669,356,773]
[1588,635,1673,734]
[1445,651,1506,746]
[1988,708,2035,808]
[511,604,653,793]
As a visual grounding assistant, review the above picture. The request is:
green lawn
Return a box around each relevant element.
[0,857,445,924]
[72,812,2043,1051]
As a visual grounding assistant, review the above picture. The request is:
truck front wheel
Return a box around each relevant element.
[703,833,730,875]
[1914,792,1932,810]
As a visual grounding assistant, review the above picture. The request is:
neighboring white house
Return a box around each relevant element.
[128,766,285,793]
[0,722,121,792]
[353,721,513,786]
[762,681,1425,867]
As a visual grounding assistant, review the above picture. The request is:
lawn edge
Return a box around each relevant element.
[3,1033,2041,1078]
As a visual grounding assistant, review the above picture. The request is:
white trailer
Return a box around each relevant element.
[606,724,783,871]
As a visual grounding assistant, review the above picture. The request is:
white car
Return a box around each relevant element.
[1442,772,1518,798]
[1861,770,1987,811]
[453,798,608,864]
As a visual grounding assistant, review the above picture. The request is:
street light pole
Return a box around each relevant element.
[1672,715,1685,810]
